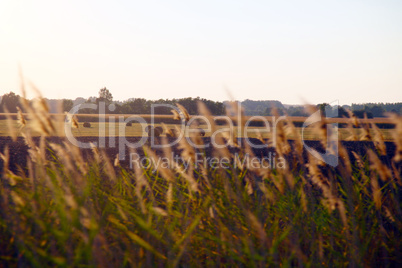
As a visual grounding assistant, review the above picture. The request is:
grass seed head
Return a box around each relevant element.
[176,103,190,122]
[371,123,386,155]
[17,107,27,128]
[171,109,180,120]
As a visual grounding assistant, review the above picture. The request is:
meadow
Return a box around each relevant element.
[0,99,401,267]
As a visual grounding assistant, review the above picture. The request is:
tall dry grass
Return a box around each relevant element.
[0,91,401,267]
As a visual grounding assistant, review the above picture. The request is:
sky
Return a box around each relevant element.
[0,0,401,105]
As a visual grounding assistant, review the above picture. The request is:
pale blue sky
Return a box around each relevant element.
[1,0,401,104]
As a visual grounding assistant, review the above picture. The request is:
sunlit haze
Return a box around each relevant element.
[1,0,401,105]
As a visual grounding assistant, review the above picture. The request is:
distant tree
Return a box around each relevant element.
[110,103,122,114]
[370,105,386,117]
[1,92,20,113]
[62,99,73,112]
[354,110,373,119]
[342,105,351,110]
[317,103,329,117]
[264,107,272,116]
[241,99,285,116]
[287,106,307,117]
[327,105,349,118]
[134,98,148,114]
[337,106,349,118]
[98,87,113,103]
[87,96,97,103]
[202,98,225,115]
[73,97,86,106]
[153,99,174,114]
[351,102,402,116]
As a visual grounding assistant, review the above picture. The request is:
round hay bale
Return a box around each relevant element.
[148,128,161,137]
[197,128,206,136]
[154,128,161,137]
[145,125,154,133]
[146,125,161,137]
[155,126,163,135]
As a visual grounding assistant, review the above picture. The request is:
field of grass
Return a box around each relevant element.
[0,102,401,267]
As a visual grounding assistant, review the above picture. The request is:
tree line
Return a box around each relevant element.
[0,88,400,118]
[0,88,225,116]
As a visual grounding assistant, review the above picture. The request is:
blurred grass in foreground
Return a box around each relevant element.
[0,93,401,267]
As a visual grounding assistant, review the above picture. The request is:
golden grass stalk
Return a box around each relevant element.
[100,150,116,182]
[161,122,174,137]
[221,130,239,148]
[70,113,79,129]
[338,142,352,175]
[63,141,88,176]
[347,109,360,128]
[90,142,101,163]
[257,181,276,204]
[351,151,364,169]
[300,179,308,213]
[177,136,196,164]
[143,145,175,183]
[3,107,17,141]
[197,101,231,159]
[166,182,173,212]
[255,129,265,144]
[388,114,402,163]
[171,109,181,120]
[371,122,386,155]
[305,105,327,148]
[17,107,26,128]
[114,154,120,167]
[360,114,372,141]
[345,110,359,141]
[246,211,267,245]
[0,146,18,186]
[272,108,290,155]
[370,172,382,210]
[368,150,392,182]
[284,115,303,155]
[176,103,190,122]
[131,149,153,214]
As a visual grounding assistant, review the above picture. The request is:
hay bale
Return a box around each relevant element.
[145,125,154,133]
[150,128,161,137]
[197,128,206,136]
[145,125,161,137]
[155,126,163,135]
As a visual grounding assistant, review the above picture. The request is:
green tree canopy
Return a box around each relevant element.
[98,87,113,102]
[1,92,21,113]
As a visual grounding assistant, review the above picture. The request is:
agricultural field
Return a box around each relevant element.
[0,115,395,141]
[0,103,401,267]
